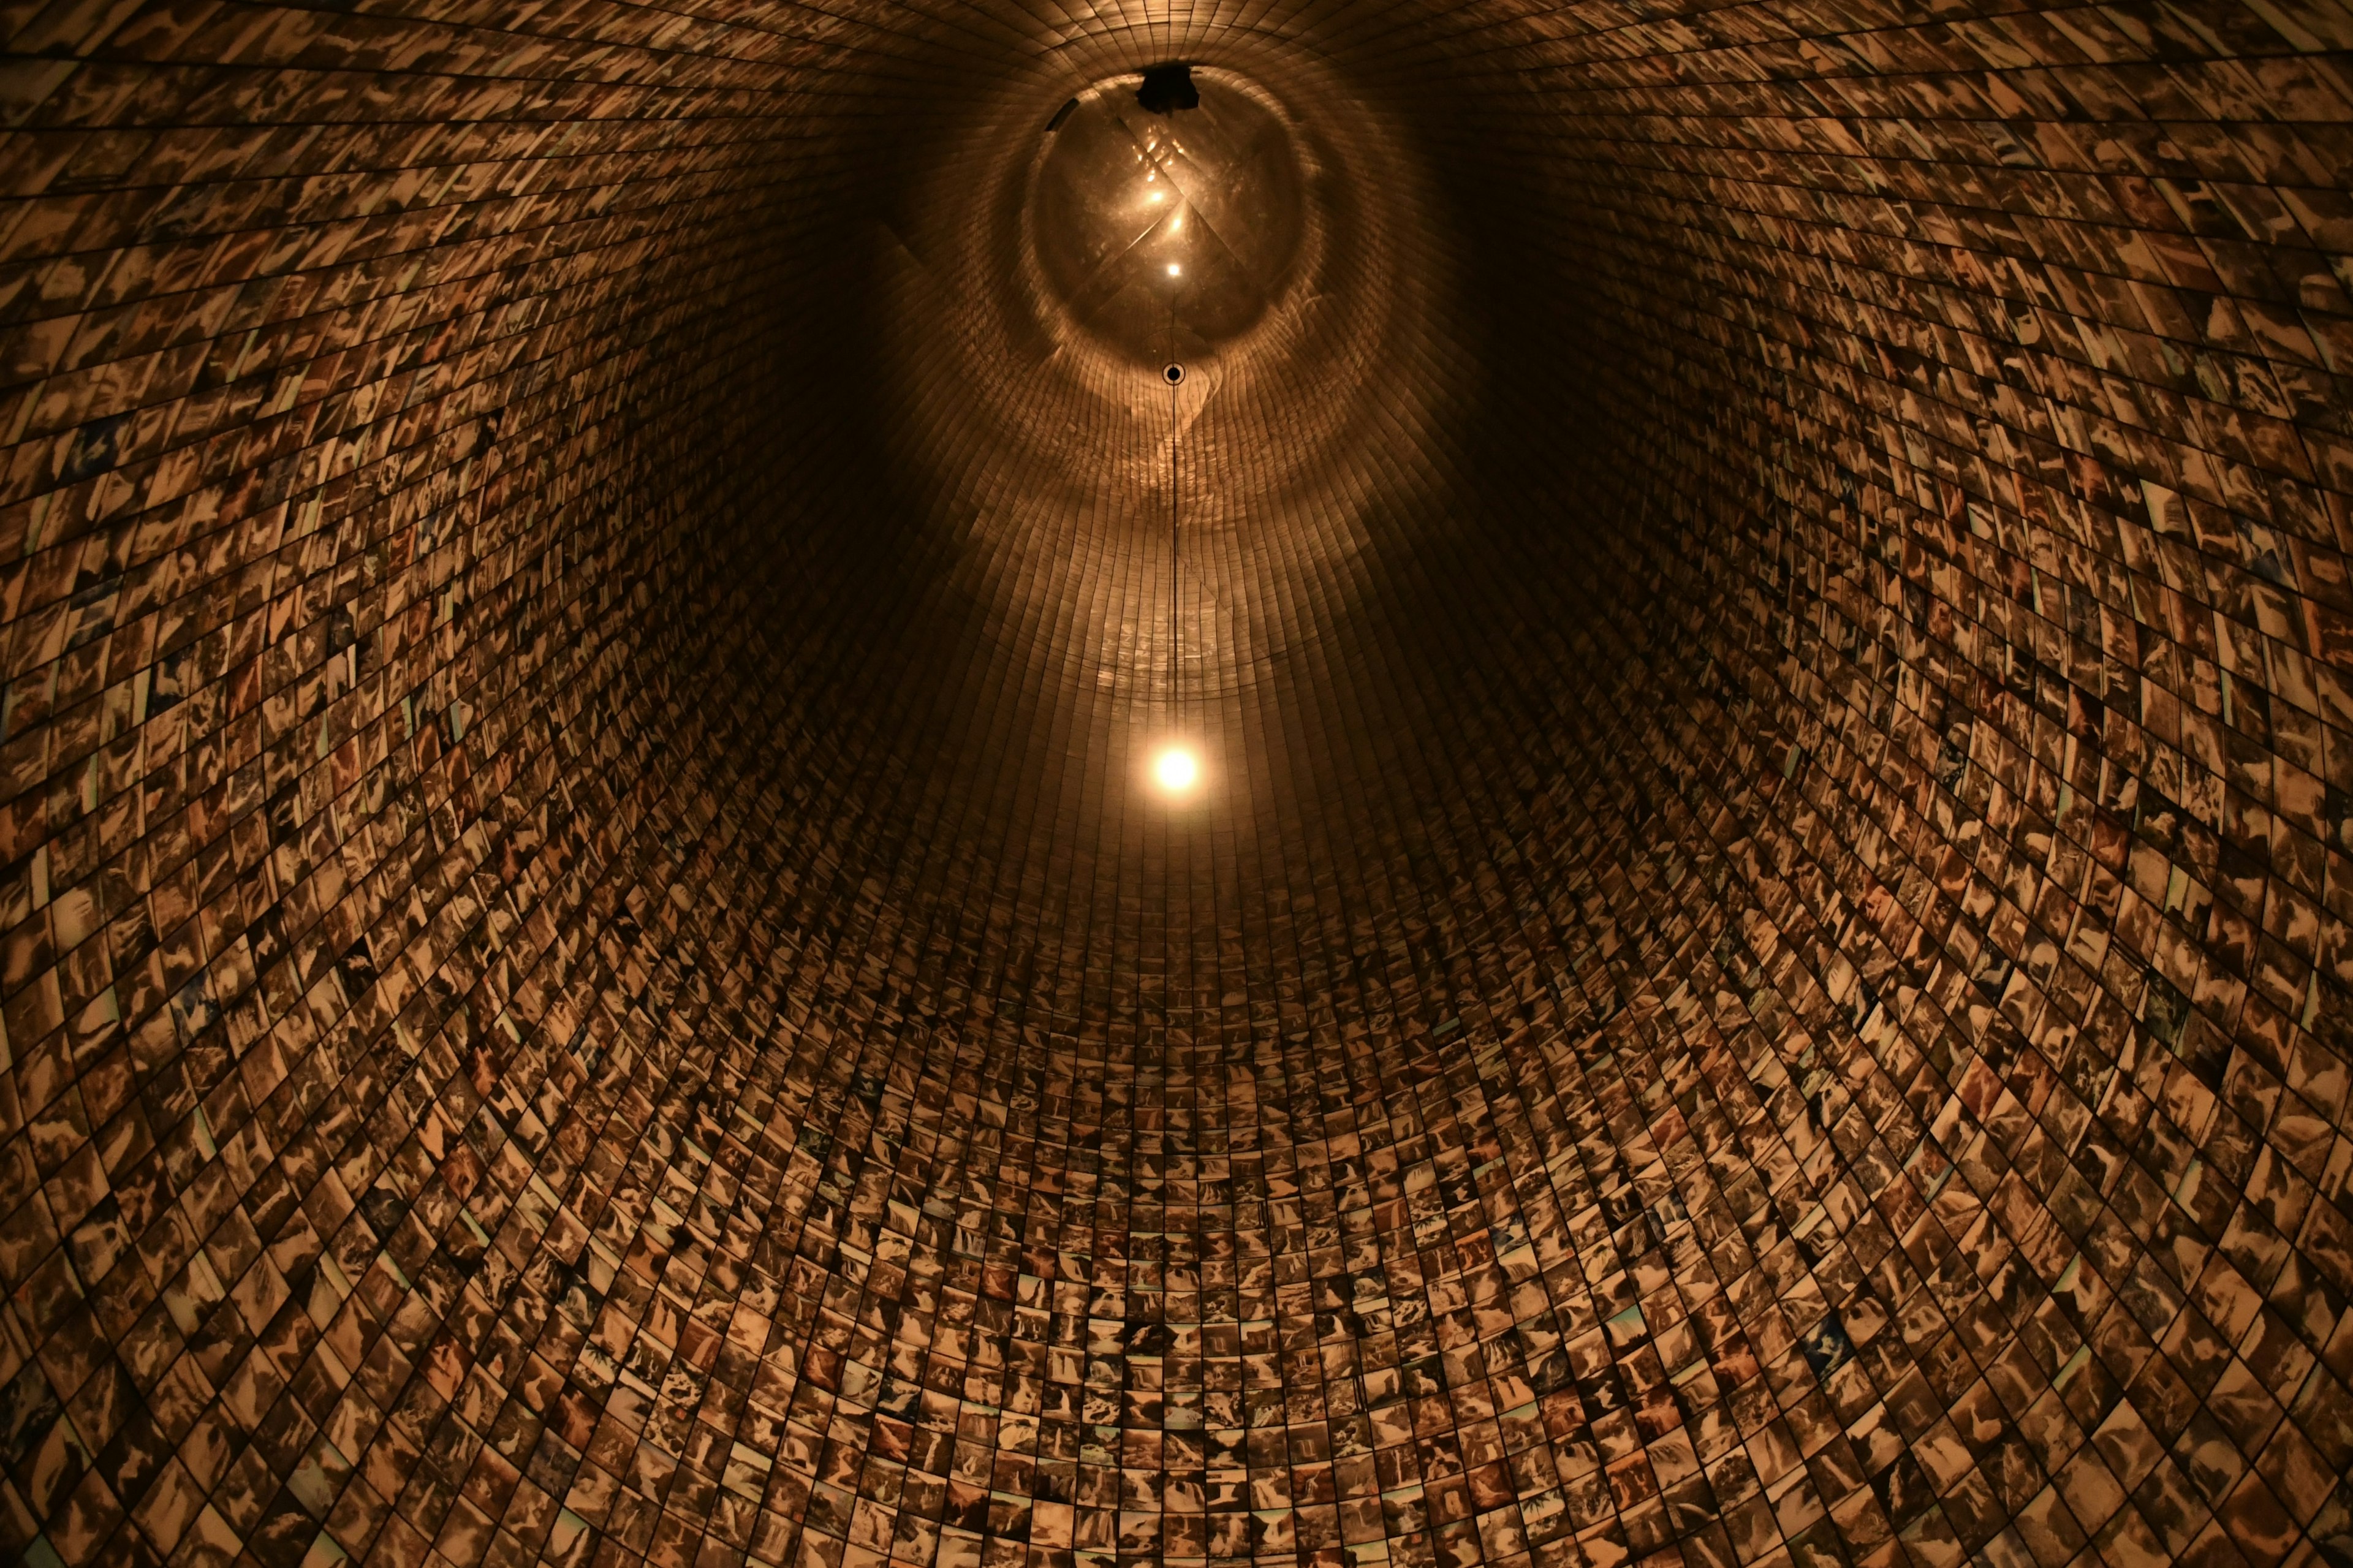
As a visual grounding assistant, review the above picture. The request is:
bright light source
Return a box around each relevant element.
[1166,262,1181,276]
[1148,190,1164,202]
[1170,215,1183,230]
[1152,748,1200,792]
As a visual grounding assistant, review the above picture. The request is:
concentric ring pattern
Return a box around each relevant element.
[2,7,2351,1568]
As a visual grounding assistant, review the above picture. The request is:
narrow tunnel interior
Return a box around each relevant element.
[3,6,2353,1568]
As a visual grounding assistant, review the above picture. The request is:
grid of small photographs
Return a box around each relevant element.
[2,6,2352,1568]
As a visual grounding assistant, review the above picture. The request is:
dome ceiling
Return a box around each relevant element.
[1028,69,1309,366]
[0,6,2351,1568]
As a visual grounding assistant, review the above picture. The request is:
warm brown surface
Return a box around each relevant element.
[4,7,2353,1568]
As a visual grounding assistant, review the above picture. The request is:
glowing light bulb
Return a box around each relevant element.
[1153,748,1199,792]
[1166,262,1181,276]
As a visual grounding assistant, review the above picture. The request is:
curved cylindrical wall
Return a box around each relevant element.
[1,7,2350,1568]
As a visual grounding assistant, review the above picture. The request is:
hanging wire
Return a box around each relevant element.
[1167,295,1180,732]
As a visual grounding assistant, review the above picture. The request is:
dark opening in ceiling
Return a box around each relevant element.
[1136,64,1202,115]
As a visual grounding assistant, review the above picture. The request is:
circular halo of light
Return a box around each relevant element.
[1151,747,1200,793]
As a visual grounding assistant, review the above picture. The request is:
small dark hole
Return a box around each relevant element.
[1047,98,1077,132]
[1164,365,1184,385]
[1136,63,1199,115]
